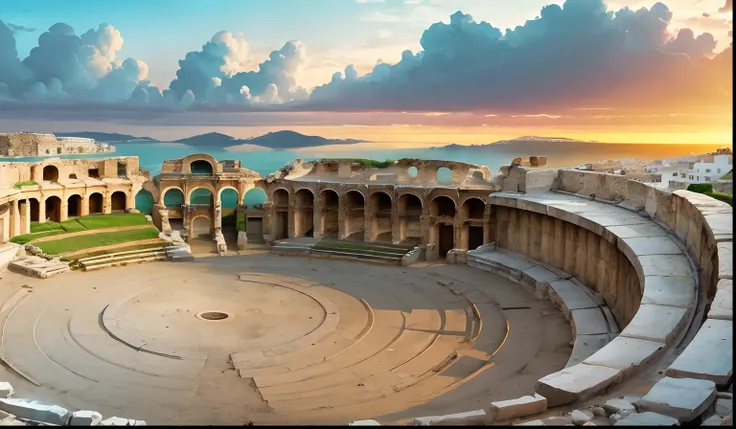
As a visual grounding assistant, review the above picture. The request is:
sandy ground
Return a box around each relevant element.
[0,254,572,425]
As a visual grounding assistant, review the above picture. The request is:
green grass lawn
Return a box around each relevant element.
[66,242,168,262]
[14,213,151,245]
[36,227,161,255]
[13,181,38,189]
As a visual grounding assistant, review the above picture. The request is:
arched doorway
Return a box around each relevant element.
[189,188,214,206]
[461,198,486,250]
[29,198,40,222]
[162,188,186,232]
[399,194,423,246]
[43,165,59,182]
[134,189,155,215]
[370,191,393,243]
[190,160,214,175]
[191,216,212,237]
[45,196,62,223]
[89,193,103,215]
[344,191,365,241]
[272,189,289,240]
[431,196,456,257]
[219,188,240,246]
[111,191,127,212]
[294,189,314,237]
[320,190,339,239]
[243,188,268,244]
[67,195,82,218]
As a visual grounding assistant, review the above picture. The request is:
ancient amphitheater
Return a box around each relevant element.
[0,154,732,426]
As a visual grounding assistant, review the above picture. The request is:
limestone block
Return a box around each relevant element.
[665,319,732,387]
[602,399,636,417]
[613,412,679,426]
[716,398,733,417]
[570,308,609,336]
[620,304,688,345]
[0,398,70,425]
[702,415,723,426]
[717,242,732,280]
[100,417,146,426]
[709,279,733,321]
[571,410,592,425]
[547,280,599,314]
[514,419,545,426]
[641,276,695,309]
[606,223,668,240]
[237,231,248,250]
[411,409,486,426]
[617,236,682,261]
[521,265,561,286]
[703,213,733,242]
[637,255,693,278]
[349,419,381,426]
[583,336,664,378]
[69,410,103,426]
[0,383,13,399]
[486,394,547,422]
[638,377,716,422]
[722,411,732,425]
[536,363,622,407]
[566,334,613,368]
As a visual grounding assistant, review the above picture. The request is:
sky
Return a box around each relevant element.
[0,0,732,145]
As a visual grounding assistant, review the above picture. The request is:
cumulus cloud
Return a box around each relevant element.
[6,23,35,33]
[308,0,731,112]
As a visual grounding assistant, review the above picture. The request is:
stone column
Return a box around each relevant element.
[159,208,172,235]
[60,202,69,222]
[391,207,401,244]
[81,196,90,217]
[288,194,296,239]
[483,205,492,244]
[19,200,30,235]
[214,202,222,238]
[313,196,324,239]
[337,196,347,240]
[9,199,19,238]
[363,201,373,242]
[262,201,274,244]
[38,197,46,223]
[103,194,112,215]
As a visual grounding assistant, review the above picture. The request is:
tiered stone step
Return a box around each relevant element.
[7,255,70,279]
[164,244,194,261]
[310,239,413,265]
[78,247,168,271]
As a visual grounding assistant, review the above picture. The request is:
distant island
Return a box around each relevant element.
[54,132,159,143]
[177,130,367,150]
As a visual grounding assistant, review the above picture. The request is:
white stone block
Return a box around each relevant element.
[716,398,733,417]
[709,279,732,321]
[411,409,486,426]
[0,398,69,425]
[536,363,622,407]
[641,276,695,309]
[0,383,13,399]
[100,417,146,426]
[613,412,679,426]
[547,280,598,312]
[665,319,733,387]
[571,409,591,425]
[620,304,688,345]
[70,410,103,426]
[602,398,636,417]
[583,336,664,378]
[702,415,723,426]
[487,394,547,422]
[349,419,381,426]
[638,377,716,422]
[515,419,545,426]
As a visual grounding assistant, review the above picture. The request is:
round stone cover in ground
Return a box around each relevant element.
[197,311,230,321]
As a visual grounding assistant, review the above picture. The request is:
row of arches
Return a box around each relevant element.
[22,192,127,223]
[159,187,267,208]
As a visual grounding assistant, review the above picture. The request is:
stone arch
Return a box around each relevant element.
[134,189,155,215]
[43,165,59,182]
[181,154,218,173]
[190,160,214,175]
[398,193,423,245]
[187,186,216,205]
[369,191,393,242]
[111,191,127,212]
[460,197,486,220]
[294,188,315,237]
[191,215,213,238]
[217,186,240,206]
[161,187,185,207]
[320,189,340,239]
[272,188,290,206]
[430,195,456,218]
[29,198,40,222]
[67,194,83,218]
[44,196,62,222]
[343,190,365,241]
[244,188,267,208]
[272,188,290,240]
[430,195,456,258]
[88,193,104,215]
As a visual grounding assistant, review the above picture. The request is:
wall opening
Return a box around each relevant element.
[192,217,212,238]
[370,191,393,242]
[30,199,39,222]
[135,189,154,215]
[190,188,214,206]
[88,168,100,179]
[56,147,62,155]
[438,224,454,257]
[42,165,59,182]
[67,195,82,218]
[344,191,365,241]
[272,189,289,240]
[45,196,62,223]
[163,188,185,207]
[111,191,127,212]
[89,193,103,214]
[399,194,423,246]
[462,198,485,219]
[295,189,314,237]
[437,167,452,184]
[190,160,214,175]
[468,225,484,250]
[220,188,239,244]
[69,174,77,180]
[431,196,456,218]
[408,166,418,178]
[244,188,267,209]
[320,190,339,239]
[117,161,126,177]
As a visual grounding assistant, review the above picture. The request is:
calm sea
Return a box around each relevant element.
[3,141,719,214]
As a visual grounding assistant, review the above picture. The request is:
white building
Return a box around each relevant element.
[660,154,733,188]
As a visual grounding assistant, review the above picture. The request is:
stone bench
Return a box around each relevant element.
[485,191,697,407]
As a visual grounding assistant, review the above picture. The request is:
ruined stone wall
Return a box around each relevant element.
[0,133,114,157]
[489,205,641,326]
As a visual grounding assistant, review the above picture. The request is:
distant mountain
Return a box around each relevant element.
[436,136,599,151]
[54,132,158,142]
[176,130,367,149]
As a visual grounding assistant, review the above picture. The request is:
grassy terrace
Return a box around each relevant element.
[13,181,38,189]
[11,213,152,244]
[36,228,161,255]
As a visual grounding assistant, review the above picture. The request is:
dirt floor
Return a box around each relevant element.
[0,254,572,425]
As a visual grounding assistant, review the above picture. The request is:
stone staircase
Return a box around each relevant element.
[164,244,195,261]
[272,238,414,265]
[78,246,169,272]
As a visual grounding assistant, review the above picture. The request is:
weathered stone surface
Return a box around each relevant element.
[702,415,723,426]
[638,377,716,422]
[618,236,682,258]
[100,417,146,426]
[637,255,693,278]
[536,363,622,407]
[487,394,547,422]
[709,279,733,321]
[583,336,664,377]
[722,412,733,425]
[0,384,12,399]
[591,407,606,417]
[715,398,733,417]
[412,409,486,426]
[665,319,733,387]
[613,412,679,426]
[571,410,591,425]
[548,280,598,312]
[570,308,610,336]
[0,398,69,425]
[566,334,613,368]
[69,410,103,426]
[641,276,695,309]
[515,419,546,426]
[620,304,688,345]
[349,419,381,426]
[602,398,636,417]
[717,242,732,280]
